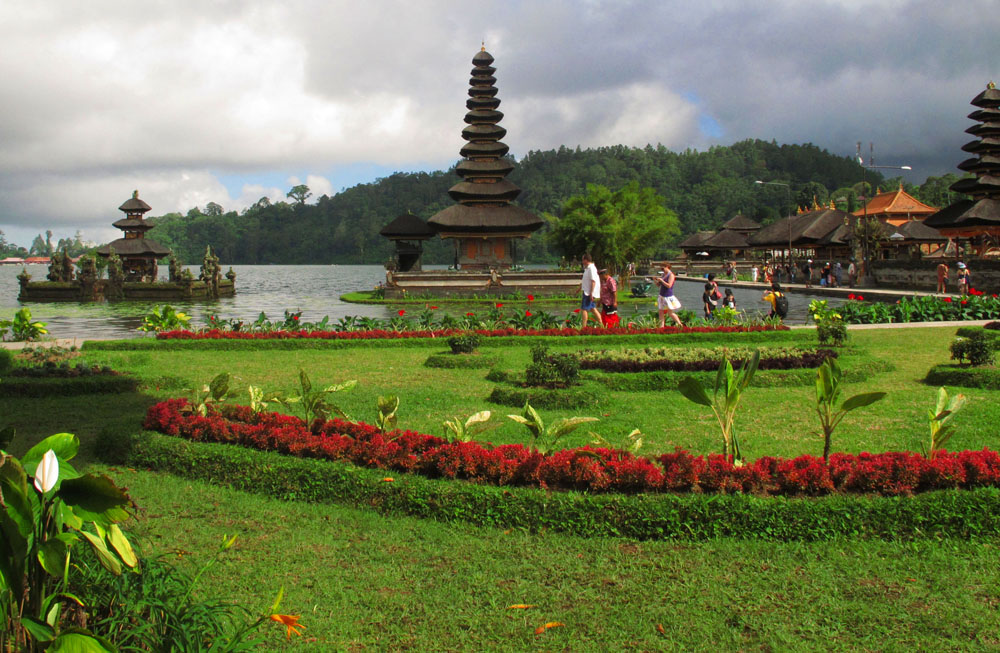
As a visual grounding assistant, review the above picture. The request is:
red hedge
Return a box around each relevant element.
[144,399,1000,497]
[156,324,788,341]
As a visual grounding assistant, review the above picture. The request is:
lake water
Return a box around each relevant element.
[0,264,838,340]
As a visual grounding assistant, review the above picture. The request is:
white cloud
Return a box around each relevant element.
[0,0,997,244]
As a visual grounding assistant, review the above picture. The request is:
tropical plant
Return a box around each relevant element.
[809,299,848,346]
[677,351,761,463]
[375,395,399,433]
[925,387,967,460]
[190,372,239,417]
[137,304,191,332]
[507,402,598,454]
[442,410,494,443]
[813,358,886,462]
[1,308,48,342]
[272,370,357,424]
[0,430,137,651]
[589,428,644,454]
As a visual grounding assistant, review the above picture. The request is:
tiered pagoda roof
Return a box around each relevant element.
[427,48,543,236]
[925,82,1000,236]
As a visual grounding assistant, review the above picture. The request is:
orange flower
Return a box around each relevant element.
[270,614,305,640]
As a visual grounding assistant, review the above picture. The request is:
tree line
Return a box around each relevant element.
[5,139,969,264]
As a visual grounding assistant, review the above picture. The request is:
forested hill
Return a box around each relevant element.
[147,139,951,264]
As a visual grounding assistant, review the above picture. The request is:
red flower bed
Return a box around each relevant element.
[155,324,789,341]
[144,399,1000,497]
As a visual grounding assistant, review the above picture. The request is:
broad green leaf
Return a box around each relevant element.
[840,392,887,412]
[465,411,491,428]
[49,630,116,653]
[37,537,69,576]
[23,433,80,474]
[209,372,231,401]
[738,351,761,390]
[525,403,544,434]
[107,523,138,569]
[548,416,599,439]
[21,616,55,643]
[678,377,712,407]
[1,475,34,538]
[79,530,122,575]
[324,380,357,393]
[934,386,949,415]
[58,474,131,524]
[298,369,312,395]
[507,415,532,425]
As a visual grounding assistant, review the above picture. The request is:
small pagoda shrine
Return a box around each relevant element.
[426,47,544,269]
[18,191,235,302]
[379,212,435,271]
[925,82,1000,251]
[95,190,171,281]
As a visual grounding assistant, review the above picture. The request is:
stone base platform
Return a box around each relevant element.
[385,270,579,298]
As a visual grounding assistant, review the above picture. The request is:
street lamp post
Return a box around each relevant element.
[855,142,912,285]
[755,180,793,264]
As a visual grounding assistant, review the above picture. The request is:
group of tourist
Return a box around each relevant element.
[936,261,973,295]
[581,255,793,328]
[579,253,621,328]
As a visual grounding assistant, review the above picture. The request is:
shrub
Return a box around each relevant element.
[0,348,13,374]
[950,332,994,366]
[447,333,481,354]
[487,386,595,409]
[816,319,848,347]
[924,364,1000,390]
[0,374,140,397]
[524,344,580,387]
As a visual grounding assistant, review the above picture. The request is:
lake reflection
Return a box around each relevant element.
[0,264,837,340]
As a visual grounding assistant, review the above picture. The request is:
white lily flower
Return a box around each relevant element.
[34,449,59,493]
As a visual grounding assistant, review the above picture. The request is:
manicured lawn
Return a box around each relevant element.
[4,326,1000,650]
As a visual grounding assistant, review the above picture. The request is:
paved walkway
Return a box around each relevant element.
[676,274,955,303]
[1,338,86,351]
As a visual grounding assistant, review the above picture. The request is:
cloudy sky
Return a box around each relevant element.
[1,0,997,247]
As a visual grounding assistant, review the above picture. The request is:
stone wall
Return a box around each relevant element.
[872,259,1000,293]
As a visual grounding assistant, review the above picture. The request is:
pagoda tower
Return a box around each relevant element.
[96,190,171,281]
[925,82,1000,243]
[427,47,543,269]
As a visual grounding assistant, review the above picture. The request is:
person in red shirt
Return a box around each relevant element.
[599,269,619,327]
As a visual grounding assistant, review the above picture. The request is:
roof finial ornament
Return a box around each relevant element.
[132,190,139,199]
[989,80,996,90]
[481,40,485,52]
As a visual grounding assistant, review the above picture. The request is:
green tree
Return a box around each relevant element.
[205,201,224,216]
[287,184,312,205]
[546,181,680,273]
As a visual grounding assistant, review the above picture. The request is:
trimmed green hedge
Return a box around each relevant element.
[0,374,140,397]
[924,363,1000,390]
[487,385,596,409]
[955,326,1000,349]
[586,357,895,391]
[84,330,811,352]
[81,329,804,352]
[424,352,501,369]
[101,430,1000,540]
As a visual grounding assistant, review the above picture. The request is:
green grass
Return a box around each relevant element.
[6,326,1000,649]
[109,468,1000,651]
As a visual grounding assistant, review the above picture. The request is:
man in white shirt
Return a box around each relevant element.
[580,253,603,328]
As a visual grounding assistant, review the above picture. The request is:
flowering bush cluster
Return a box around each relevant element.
[840,293,1000,324]
[156,324,788,341]
[144,399,1000,497]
